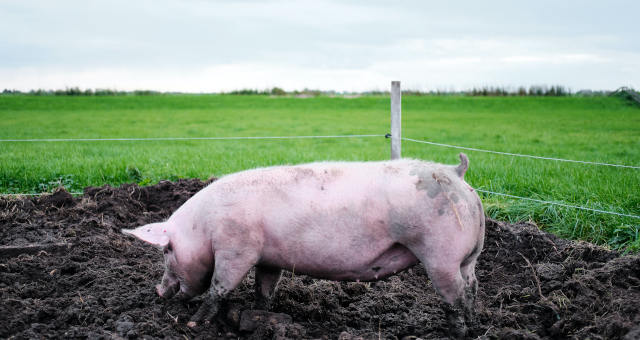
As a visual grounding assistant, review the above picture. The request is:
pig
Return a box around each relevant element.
[122,153,485,336]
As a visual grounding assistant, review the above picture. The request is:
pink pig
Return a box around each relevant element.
[122,154,485,336]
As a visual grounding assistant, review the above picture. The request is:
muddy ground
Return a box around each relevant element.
[1,180,639,339]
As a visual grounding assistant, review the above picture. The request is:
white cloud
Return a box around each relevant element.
[501,54,608,64]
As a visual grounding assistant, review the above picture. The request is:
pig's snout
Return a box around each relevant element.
[156,281,179,299]
[156,269,180,298]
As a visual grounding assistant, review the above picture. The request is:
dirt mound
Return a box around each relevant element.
[1,181,638,339]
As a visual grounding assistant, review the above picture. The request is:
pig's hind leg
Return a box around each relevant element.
[254,265,282,310]
[187,249,260,328]
[458,241,481,323]
[408,245,473,338]
[426,260,468,337]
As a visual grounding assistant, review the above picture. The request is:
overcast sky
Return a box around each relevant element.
[1,0,638,92]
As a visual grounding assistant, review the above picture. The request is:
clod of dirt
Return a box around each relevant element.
[38,187,75,208]
[1,180,639,339]
[0,242,73,258]
[115,314,135,337]
[239,309,292,332]
[624,325,640,340]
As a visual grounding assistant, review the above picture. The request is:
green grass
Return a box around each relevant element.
[1,94,638,250]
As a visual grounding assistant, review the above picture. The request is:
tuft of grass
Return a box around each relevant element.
[0,94,638,250]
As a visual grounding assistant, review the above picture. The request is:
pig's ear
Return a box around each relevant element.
[122,222,170,247]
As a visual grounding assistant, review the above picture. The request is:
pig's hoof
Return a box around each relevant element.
[189,297,220,327]
[254,298,272,310]
[451,325,467,339]
[187,320,211,328]
[444,304,468,339]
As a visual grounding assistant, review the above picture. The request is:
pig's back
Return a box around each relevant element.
[212,159,429,213]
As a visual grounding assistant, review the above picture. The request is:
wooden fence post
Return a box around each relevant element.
[391,81,401,160]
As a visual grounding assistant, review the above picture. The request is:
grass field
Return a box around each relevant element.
[1,94,638,250]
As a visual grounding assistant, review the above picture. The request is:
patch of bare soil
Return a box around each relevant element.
[1,180,638,339]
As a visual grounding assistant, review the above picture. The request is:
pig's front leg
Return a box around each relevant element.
[254,265,282,310]
[187,249,259,328]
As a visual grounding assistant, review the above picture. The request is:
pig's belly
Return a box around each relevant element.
[261,243,419,282]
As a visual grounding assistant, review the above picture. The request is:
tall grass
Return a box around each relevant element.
[0,94,638,250]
